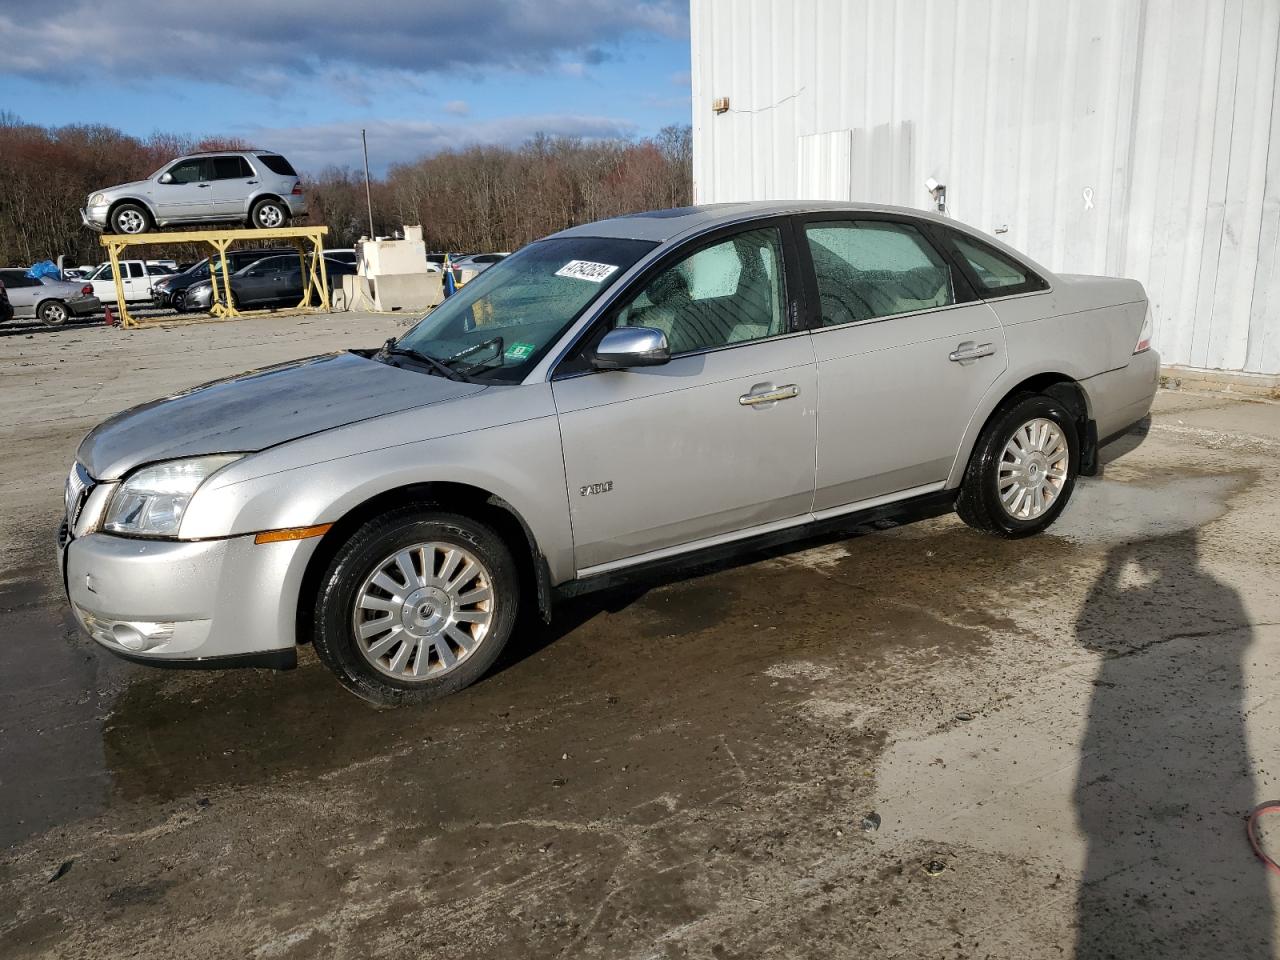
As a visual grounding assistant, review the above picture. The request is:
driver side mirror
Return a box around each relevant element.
[590,326,671,370]
[158,172,173,184]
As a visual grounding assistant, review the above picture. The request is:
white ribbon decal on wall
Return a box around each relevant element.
[1082,187,1096,210]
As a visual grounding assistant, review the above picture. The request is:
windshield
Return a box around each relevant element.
[393,236,656,383]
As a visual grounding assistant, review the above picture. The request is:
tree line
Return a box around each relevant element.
[0,113,692,268]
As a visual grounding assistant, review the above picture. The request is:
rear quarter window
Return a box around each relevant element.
[257,155,298,177]
[945,231,1049,297]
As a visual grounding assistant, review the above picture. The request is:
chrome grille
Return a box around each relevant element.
[64,462,93,531]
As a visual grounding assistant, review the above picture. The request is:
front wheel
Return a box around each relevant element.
[37,299,70,325]
[956,393,1079,538]
[312,507,520,705]
[110,203,151,235]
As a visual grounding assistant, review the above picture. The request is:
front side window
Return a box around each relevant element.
[165,159,207,184]
[948,233,1047,296]
[613,227,787,354]
[394,236,657,383]
[805,220,955,326]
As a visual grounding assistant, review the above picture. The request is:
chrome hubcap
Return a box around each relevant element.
[259,205,284,227]
[117,210,144,233]
[998,418,1069,520]
[352,542,494,681]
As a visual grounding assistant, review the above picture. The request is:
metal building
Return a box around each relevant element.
[691,0,1280,380]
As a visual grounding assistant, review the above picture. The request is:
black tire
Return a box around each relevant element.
[37,299,69,326]
[110,202,151,235]
[312,506,520,706]
[171,289,186,312]
[250,198,289,230]
[955,393,1079,538]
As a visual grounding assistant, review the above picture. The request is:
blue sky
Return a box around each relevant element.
[0,0,692,175]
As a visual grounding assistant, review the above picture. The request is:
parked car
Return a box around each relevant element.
[182,254,356,311]
[83,260,174,305]
[59,201,1159,704]
[324,248,357,265]
[451,253,508,278]
[154,247,297,310]
[81,150,306,235]
[0,269,100,325]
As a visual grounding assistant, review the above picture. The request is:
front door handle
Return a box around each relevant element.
[739,384,800,406]
[949,341,995,363]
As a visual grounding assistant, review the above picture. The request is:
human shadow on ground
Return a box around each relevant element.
[1074,532,1272,958]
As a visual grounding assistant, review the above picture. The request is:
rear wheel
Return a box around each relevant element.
[110,203,150,235]
[251,198,288,229]
[312,507,520,705]
[37,299,69,326]
[956,394,1079,538]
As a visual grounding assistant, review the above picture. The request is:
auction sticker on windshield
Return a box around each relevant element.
[555,260,619,283]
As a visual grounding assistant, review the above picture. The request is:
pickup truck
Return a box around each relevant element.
[84,260,176,305]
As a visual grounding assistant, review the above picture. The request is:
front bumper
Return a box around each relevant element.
[80,206,108,232]
[61,530,317,667]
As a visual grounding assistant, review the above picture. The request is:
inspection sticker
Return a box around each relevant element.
[504,341,537,360]
[555,260,619,283]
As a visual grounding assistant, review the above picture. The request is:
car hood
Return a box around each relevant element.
[77,351,486,480]
[95,179,151,199]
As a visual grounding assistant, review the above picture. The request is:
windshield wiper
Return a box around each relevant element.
[376,338,468,382]
[442,335,505,376]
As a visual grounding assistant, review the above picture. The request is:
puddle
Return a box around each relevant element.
[1050,474,1247,544]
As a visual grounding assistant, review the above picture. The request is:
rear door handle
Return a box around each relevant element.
[739,384,800,406]
[949,341,995,363]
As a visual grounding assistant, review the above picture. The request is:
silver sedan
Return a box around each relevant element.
[0,270,101,325]
[59,201,1159,704]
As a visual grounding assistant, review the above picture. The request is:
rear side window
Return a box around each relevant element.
[127,263,144,279]
[212,156,253,180]
[947,232,1048,297]
[257,154,298,177]
[0,271,38,287]
[805,220,955,326]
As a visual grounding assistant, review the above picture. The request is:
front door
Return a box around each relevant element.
[152,157,211,220]
[553,224,818,573]
[797,216,1007,511]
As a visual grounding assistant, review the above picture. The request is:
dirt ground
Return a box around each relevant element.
[2,314,1279,959]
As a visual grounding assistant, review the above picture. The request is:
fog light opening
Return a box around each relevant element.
[111,623,147,651]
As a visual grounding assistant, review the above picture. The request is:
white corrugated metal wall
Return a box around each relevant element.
[690,0,1280,376]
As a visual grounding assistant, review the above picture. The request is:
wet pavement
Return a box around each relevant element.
[2,317,1280,958]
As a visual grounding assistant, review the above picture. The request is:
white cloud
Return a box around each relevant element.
[0,0,688,86]
[443,100,470,117]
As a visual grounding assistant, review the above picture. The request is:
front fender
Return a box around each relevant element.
[181,415,577,584]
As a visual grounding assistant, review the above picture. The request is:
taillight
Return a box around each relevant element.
[1134,305,1153,354]
[82,284,93,296]
[291,181,303,195]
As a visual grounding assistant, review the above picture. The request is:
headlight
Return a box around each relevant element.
[104,455,242,538]
[91,193,106,205]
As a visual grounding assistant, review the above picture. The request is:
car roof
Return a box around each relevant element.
[549,200,962,243]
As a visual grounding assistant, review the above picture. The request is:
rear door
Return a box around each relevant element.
[207,155,255,219]
[552,222,818,573]
[797,215,1007,511]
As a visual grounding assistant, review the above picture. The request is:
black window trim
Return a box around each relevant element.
[931,224,1052,300]
[551,215,810,380]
